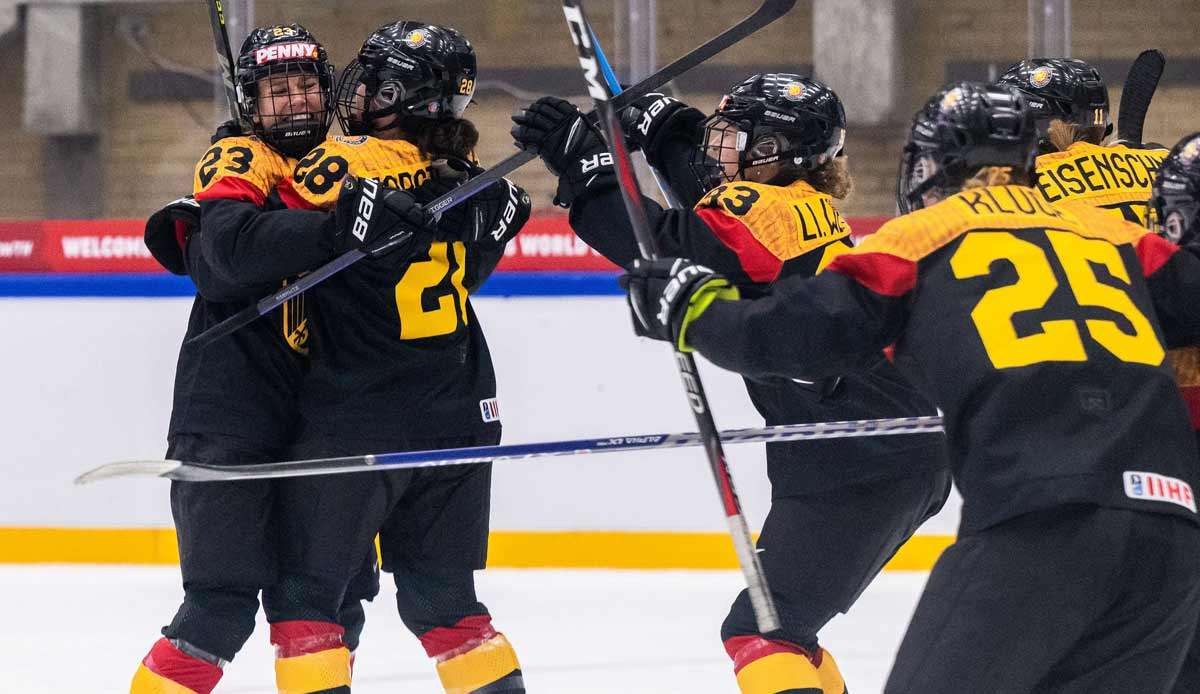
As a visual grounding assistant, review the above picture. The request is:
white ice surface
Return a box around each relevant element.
[0,565,928,693]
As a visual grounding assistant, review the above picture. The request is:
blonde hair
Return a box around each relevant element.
[1045,118,1107,152]
[962,166,1017,189]
[802,156,853,200]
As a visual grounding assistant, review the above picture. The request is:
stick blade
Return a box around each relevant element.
[1117,49,1165,144]
[74,460,183,485]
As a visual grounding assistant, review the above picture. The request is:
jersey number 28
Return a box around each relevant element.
[951,230,1163,369]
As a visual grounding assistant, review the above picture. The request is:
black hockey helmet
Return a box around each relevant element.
[689,74,846,192]
[1149,132,1200,245]
[335,21,477,136]
[994,58,1111,150]
[897,82,1038,214]
[235,24,335,158]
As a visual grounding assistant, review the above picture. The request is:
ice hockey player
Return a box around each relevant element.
[195,20,530,694]
[511,74,951,694]
[623,80,1200,693]
[1147,132,1200,694]
[131,23,360,694]
[995,57,1168,225]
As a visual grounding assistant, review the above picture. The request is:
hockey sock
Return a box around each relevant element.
[270,621,351,694]
[724,635,827,694]
[130,637,223,694]
[419,615,524,693]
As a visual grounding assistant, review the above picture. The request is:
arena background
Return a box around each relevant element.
[1,0,1198,570]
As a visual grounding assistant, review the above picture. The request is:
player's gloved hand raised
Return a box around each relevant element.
[144,195,201,275]
[621,257,739,350]
[210,119,244,144]
[618,93,705,166]
[511,96,614,208]
[332,176,432,258]
[413,158,532,247]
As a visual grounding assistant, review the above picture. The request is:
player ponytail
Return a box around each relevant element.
[803,154,853,200]
[402,116,480,161]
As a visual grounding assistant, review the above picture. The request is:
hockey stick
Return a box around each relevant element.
[205,0,247,129]
[74,415,944,484]
[1117,49,1165,144]
[562,0,782,633]
[589,27,684,208]
[186,0,795,348]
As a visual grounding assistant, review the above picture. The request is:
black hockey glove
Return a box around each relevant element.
[413,159,532,248]
[618,93,705,167]
[621,257,739,350]
[511,96,615,208]
[144,195,200,275]
[331,176,432,258]
[210,119,244,144]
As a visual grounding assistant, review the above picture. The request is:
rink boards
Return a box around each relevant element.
[0,215,959,569]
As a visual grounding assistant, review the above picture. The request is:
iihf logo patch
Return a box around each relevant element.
[479,398,501,423]
[1029,66,1053,88]
[404,29,429,49]
[1124,471,1197,513]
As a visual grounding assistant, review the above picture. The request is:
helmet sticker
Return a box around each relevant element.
[783,81,805,101]
[255,42,319,65]
[1181,138,1200,165]
[403,29,429,49]
[1030,66,1053,88]
[940,87,964,112]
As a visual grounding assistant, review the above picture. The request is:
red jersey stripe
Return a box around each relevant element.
[826,251,918,297]
[1136,232,1180,277]
[194,177,266,207]
[696,207,782,283]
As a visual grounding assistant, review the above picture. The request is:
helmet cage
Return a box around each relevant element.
[239,60,334,159]
[689,95,845,192]
[235,26,334,159]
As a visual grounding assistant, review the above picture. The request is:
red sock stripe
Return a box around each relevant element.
[270,621,346,659]
[142,638,223,694]
[723,635,821,675]
[418,614,497,659]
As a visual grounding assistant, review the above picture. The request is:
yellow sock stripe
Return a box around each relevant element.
[735,652,823,694]
[130,663,200,694]
[436,634,521,694]
[816,648,846,694]
[0,528,954,570]
[274,648,351,694]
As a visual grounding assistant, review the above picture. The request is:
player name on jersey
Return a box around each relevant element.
[1036,149,1165,202]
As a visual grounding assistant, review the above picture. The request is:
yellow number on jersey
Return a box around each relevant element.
[951,232,1086,368]
[394,241,470,340]
[1046,231,1163,365]
[951,230,1163,369]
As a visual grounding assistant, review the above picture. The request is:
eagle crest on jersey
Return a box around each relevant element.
[695,179,852,283]
[278,135,434,211]
[191,138,309,355]
[1034,141,1168,225]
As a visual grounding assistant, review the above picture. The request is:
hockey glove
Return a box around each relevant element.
[621,257,740,351]
[511,96,615,208]
[414,159,533,247]
[619,93,705,168]
[332,176,432,258]
[210,119,244,144]
[144,195,201,275]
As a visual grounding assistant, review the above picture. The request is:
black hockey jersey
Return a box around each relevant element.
[685,184,1200,532]
[570,175,946,494]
